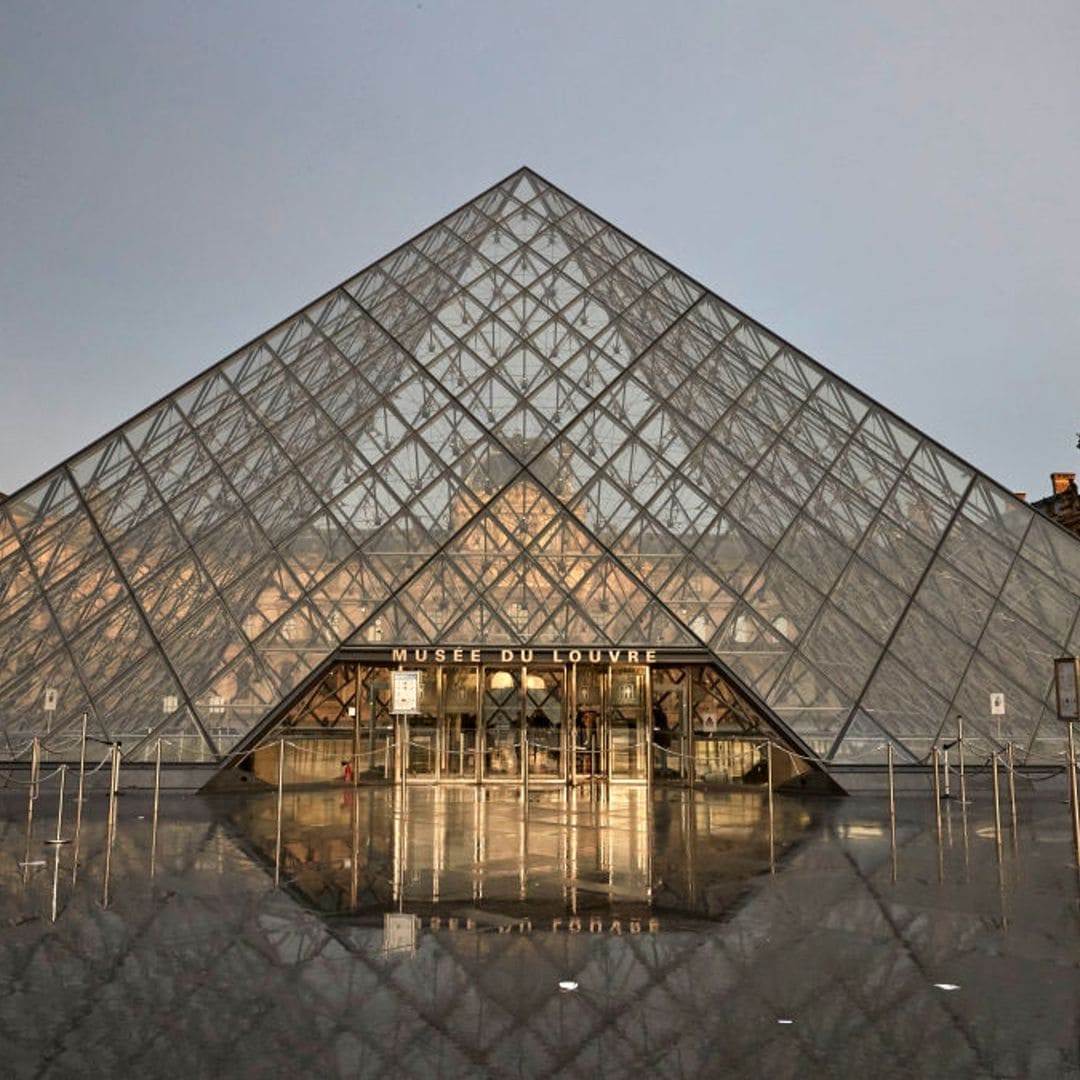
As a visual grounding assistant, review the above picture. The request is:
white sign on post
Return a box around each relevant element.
[990,693,1005,716]
[43,687,58,712]
[1054,657,1080,721]
[391,671,421,714]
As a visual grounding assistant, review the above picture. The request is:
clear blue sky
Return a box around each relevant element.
[2,0,1078,499]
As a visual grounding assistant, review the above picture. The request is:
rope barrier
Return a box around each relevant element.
[0,745,113,789]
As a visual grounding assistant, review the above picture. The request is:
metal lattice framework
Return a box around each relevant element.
[2,167,1079,767]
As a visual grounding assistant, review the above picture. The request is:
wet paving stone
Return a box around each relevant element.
[2,784,1078,1078]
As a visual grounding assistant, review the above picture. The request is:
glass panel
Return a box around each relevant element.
[404,672,439,777]
[775,514,850,594]
[743,557,824,644]
[768,658,852,754]
[159,600,244,697]
[222,555,304,643]
[961,476,1030,550]
[888,604,973,703]
[193,511,271,589]
[951,653,1044,755]
[713,603,791,698]
[913,557,995,646]
[831,556,907,644]
[938,513,1014,597]
[859,655,950,758]
[726,475,799,547]
[525,668,563,778]
[977,604,1058,701]
[442,666,479,779]
[1021,514,1080,595]
[608,667,647,778]
[857,516,933,594]
[135,552,217,636]
[999,555,1078,644]
[45,553,126,637]
[800,603,879,699]
[482,667,520,778]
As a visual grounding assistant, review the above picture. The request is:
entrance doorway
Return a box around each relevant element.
[250,658,781,789]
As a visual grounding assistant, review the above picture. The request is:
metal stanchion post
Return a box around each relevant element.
[72,713,88,885]
[1007,743,1018,835]
[992,752,1003,861]
[522,730,529,804]
[943,746,951,798]
[274,738,285,888]
[102,745,120,908]
[932,746,944,882]
[49,763,67,845]
[932,748,942,839]
[766,741,775,874]
[150,739,162,878]
[887,744,897,882]
[957,714,967,805]
[46,764,68,921]
[31,736,40,800]
[1069,724,1080,870]
[23,738,41,883]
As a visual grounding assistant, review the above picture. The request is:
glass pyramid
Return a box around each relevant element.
[2,167,1078,770]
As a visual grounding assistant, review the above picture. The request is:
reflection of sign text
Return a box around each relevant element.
[424,914,660,935]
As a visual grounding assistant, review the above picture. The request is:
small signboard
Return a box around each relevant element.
[1054,657,1080,721]
[391,671,421,714]
[43,687,58,712]
[990,693,1005,716]
[162,694,179,715]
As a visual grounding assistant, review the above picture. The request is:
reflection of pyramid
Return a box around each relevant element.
[2,167,1079,769]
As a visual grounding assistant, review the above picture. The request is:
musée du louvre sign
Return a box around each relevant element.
[381,647,661,665]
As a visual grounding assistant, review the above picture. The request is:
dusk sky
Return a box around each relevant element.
[2,1,1078,500]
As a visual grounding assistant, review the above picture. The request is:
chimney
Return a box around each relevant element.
[1051,472,1076,496]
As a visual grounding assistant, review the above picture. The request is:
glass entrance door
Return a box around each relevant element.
[574,665,604,781]
[525,668,564,779]
[608,667,648,779]
[482,668,521,779]
[441,666,479,780]
[405,670,439,777]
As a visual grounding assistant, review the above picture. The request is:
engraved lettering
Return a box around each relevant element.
[392,649,408,662]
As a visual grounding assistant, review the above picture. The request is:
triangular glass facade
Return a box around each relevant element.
[2,167,1079,769]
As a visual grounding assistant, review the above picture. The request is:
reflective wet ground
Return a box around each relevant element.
[2,781,1079,1078]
